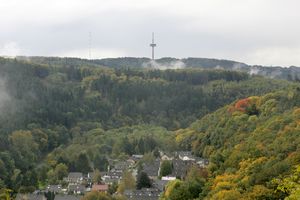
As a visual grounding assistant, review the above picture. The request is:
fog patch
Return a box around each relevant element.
[249,67,260,75]
[143,60,186,70]
[232,63,244,71]
[215,65,224,70]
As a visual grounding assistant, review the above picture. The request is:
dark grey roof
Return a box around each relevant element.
[142,160,160,177]
[103,177,120,184]
[54,195,81,200]
[171,159,191,178]
[68,172,83,179]
[68,184,86,193]
[153,180,169,192]
[124,188,161,200]
[114,161,129,171]
[107,171,123,178]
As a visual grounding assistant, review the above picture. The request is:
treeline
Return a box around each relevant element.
[169,88,300,199]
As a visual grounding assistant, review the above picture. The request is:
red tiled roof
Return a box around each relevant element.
[92,184,109,191]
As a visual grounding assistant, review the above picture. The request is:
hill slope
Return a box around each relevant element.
[0,57,299,195]
[171,89,300,199]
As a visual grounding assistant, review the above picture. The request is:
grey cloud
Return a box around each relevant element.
[1,0,300,66]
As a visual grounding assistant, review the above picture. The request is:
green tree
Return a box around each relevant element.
[275,165,300,200]
[44,191,55,200]
[108,182,118,195]
[0,188,12,200]
[160,160,172,177]
[54,163,68,180]
[81,191,112,200]
[75,152,92,173]
[93,169,102,184]
[136,172,152,189]
[9,130,39,170]
[117,170,135,194]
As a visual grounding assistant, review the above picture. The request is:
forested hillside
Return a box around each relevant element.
[167,89,300,199]
[0,57,299,197]
[17,56,300,81]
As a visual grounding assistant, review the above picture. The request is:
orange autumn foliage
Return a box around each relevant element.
[234,98,251,112]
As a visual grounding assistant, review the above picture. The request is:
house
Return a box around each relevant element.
[131,154,143,162]
[153,180,169,191]
[102,177,120,185]
[16,193,81,200]
[102,170,122,184]
[161,176,176,181]
[46,185,62,194]
[160,151,174,161]
[91,184,109,193]
[127,158,136,165]
[106,170,123,179]
[114,161,130,171]
[124,188,161,200]
[196,158,209,168]
[176,151,195,161]
[171,159,192,179]
[161,154,174,161]
[142,160,160,179]
[64,172,84,184]
[68,184,86,195]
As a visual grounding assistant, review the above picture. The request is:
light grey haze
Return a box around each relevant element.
[1,0,300,66]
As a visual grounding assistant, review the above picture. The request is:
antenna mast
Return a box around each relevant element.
[89,32,92,60]
[150,32,157,60]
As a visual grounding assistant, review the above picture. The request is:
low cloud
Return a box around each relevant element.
[249,67,260,75]
[143,60,186,70]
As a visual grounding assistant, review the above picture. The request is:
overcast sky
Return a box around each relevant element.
[1,0,300,66]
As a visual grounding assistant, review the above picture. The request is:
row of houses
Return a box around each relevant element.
[123,151,209,200]
[19,151,208,200]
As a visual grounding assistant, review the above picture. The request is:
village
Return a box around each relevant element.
[16,151,209,200]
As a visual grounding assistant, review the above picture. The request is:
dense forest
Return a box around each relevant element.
[167,89,300,199]
[0,57,299,199]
